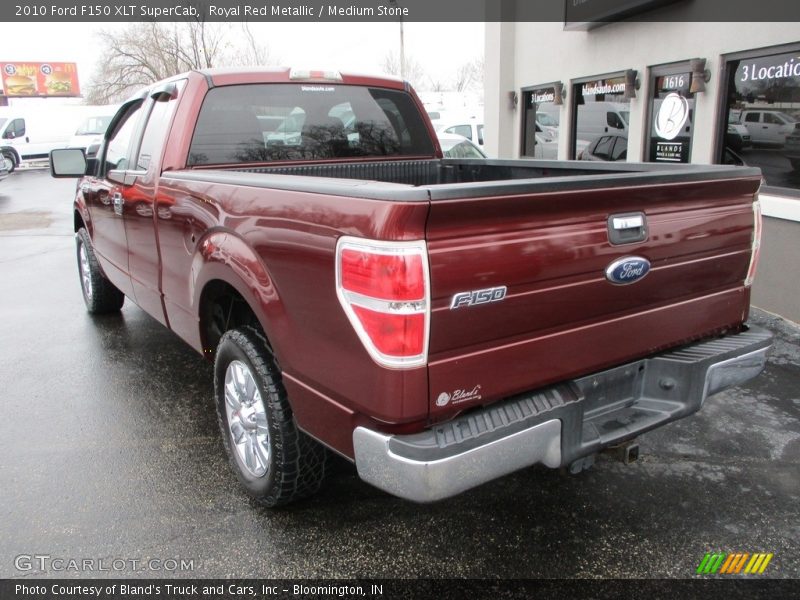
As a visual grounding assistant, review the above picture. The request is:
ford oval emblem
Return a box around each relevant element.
[605,256,651,285]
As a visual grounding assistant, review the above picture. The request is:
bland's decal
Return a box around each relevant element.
[654,93,689,141]
[436,386,483,407]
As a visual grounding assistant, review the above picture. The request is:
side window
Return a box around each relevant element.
[135,80,186,172]
[448,124,472,140]
[593,136,614,159]
[763,113,782,125]
[744,112,760,123]
[105,103,144,173]
[3,119,25,139]
[607,112,624,130]
[610,137,628,161]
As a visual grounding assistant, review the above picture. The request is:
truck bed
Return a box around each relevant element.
[166,158,762,432]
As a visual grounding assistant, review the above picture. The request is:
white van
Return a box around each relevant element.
[574,101,631,144]
[68,106,118,154]
[0,105,100,171]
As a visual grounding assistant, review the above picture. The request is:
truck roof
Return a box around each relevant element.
[191,67,407,90]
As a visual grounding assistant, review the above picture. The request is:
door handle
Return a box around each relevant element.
[112,192,124,216]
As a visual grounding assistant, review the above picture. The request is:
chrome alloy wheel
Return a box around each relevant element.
[78,241,93,301]
[224,360,270,477]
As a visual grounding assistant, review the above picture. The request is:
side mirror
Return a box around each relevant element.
[50,148,87,178]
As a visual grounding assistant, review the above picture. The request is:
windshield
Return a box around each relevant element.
[775,112,795,124]
[536,113,558,127]
[440,138,484,159]
[76,116,112,135]
[189,83,435,165]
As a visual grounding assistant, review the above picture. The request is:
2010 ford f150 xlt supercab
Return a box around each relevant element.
[51,68,772,506]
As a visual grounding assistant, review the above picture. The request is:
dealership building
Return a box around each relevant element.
[485,6,800,321]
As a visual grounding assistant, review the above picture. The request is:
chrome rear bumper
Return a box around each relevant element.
[353,325,772,503]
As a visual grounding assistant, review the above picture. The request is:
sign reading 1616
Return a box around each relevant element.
[659,73,690,93]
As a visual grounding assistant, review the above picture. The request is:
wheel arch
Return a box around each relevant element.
[1,147,20,166]
[193,231,288,364]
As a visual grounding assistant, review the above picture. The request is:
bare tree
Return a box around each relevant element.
[452,58,484,94]
[235,22,280,67]
[381,51,427,90]
[84,21,277,104]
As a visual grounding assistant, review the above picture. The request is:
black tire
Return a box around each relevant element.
[76,227,125,313]
[2,151,15,173]
[214,327,327,507]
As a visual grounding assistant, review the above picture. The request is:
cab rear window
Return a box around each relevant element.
[188,84,434,165]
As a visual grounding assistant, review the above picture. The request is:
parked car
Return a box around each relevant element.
[737,109,797,146]
[726,112,751,151]
[785,125,800,171]
[437,132,486,159]
[536,111,560,139]
[578,133,627,161]
[435,118,484,148]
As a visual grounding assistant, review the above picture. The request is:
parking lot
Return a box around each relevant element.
[1,168,798,580]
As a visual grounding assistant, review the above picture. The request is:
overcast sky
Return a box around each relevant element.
[3,21,484,97]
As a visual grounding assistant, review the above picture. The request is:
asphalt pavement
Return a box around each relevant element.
[0,168,798,580]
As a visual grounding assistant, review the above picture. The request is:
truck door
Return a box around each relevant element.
[121,80,186,326]
[85,99,146,300]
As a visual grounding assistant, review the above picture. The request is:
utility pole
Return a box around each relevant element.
[389,0,406,79]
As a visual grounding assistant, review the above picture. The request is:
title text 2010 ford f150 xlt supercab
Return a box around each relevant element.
[51,68,772,506]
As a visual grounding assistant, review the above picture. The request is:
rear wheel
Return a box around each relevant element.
[76,227,125,313]
[214,328,327,507]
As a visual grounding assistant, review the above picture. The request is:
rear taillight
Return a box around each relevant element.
[745,199,762,287]
[336,237,430,368]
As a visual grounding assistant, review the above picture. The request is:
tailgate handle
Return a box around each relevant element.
[608,212,647,245]
[612,216,643,230]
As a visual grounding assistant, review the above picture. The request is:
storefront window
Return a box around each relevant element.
[720,46,800,192]
[646,66,695,163]
[571,74,631,160]
[521,86,560,159]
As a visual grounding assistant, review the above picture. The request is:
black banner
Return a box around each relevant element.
[4,0,800,23]
[2,579,800,600]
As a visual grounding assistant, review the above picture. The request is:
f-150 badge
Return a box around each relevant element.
[450,286,507,309]
[605,256,651,285]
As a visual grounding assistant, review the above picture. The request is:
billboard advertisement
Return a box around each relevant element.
[1,62,80,97]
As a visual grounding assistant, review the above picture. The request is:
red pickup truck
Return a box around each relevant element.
[51,68,772,506]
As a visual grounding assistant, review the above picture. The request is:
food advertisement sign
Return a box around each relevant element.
[1,62,80,97]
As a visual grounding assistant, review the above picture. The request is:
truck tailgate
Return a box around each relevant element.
[425,176,761,418]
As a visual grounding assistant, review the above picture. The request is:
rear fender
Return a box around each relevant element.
[191,230,288,363]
